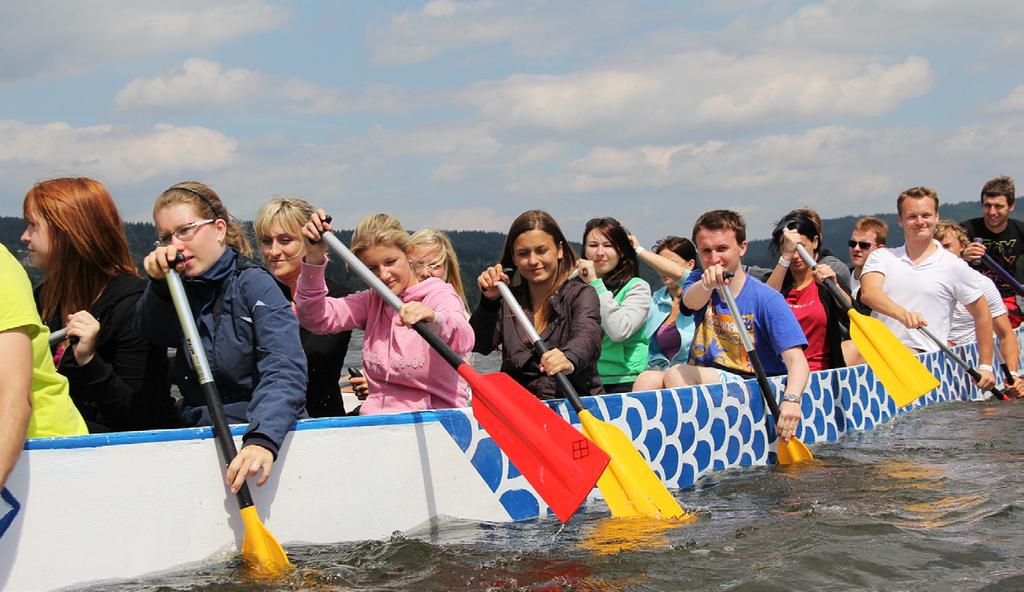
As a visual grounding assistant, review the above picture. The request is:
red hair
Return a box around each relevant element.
[24,177,137,323]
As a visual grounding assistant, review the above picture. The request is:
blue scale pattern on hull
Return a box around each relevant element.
[434,337,1017,520]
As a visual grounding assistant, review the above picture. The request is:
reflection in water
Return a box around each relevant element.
[578,515,697,555]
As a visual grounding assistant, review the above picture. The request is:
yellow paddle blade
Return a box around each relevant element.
[239,506,291,578]
[776,437,814,465]
[849,310,939,408]
[578,410,692,520]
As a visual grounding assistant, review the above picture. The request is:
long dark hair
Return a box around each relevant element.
[582,217,639,294]
[769,212,820,261]
[653,235,698,266]
[499,210,576,333]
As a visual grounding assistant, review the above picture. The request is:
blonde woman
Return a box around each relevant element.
[254,197,353,416]
[296,212,474,414]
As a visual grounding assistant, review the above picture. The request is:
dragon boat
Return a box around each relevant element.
[0,337,1012,591]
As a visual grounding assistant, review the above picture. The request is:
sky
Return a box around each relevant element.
[1,0,1023,241]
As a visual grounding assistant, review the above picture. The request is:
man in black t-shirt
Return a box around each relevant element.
[962,175,1024,328]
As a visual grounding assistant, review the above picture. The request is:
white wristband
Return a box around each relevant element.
[635,245,646,255]
[777,256,791,268]
[977,364,993,373]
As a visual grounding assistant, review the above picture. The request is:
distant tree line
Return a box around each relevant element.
[2,199,1016,308]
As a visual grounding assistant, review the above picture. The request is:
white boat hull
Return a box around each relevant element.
[0,339,1010,590]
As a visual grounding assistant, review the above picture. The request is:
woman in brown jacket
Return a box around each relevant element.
[471,210,604,399]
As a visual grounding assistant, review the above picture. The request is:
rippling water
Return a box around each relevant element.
[86,392,1023,591]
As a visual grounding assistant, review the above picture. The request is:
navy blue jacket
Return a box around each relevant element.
[135,248,307,456]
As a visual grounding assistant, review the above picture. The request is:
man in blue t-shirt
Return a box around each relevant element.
[663,209,809,442]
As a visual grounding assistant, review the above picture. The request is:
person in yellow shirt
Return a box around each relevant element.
[0,244,86,489]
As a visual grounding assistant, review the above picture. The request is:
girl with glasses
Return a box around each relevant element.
[20,177,180,433]
[136,181,307,495]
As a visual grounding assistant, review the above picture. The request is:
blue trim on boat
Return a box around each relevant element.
[23,410,448,451]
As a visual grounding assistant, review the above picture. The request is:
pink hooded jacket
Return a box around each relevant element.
[295,260,473,414]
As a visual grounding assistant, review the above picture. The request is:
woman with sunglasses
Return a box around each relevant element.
[20,177,180,432]
[136,181,307,494]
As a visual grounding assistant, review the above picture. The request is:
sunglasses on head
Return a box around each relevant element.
[848,240,874,250]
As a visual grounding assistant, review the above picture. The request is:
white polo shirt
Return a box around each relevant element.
[948,270,1006,345]
[861,240,984,352]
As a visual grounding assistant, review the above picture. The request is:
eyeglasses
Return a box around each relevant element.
[411,259,444,273]
[847,240,875,250]
[154,219,215,248]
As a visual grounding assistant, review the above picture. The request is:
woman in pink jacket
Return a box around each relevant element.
[294,212,474,414]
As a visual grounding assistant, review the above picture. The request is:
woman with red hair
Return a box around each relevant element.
[21,177,180,432]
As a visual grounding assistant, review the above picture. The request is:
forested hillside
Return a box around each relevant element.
[3,199,1018,305]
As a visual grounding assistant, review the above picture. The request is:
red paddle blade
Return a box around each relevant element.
[460,365,610,523]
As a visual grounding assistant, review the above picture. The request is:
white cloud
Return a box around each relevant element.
[459,51,933,142]
[0,121,238,185]
[991,85,1024,113]
[723,0,1024,53]
[426,206,507,232]
[115,59,412,114]
[0,1,290,81]
[366,0,640,64]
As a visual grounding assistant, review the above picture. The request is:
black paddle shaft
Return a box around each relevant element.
[719,272,783,422]
[166,262,256,510]
[917,327,1009,401]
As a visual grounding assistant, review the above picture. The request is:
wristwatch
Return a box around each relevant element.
[781,393,802,404]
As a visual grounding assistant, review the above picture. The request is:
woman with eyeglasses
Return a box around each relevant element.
[577,217,652,393]
[764,210,851,371]
[254,197,353,417]
[409,228,469,311]
[136,181,307,494]
[20,177,180,433]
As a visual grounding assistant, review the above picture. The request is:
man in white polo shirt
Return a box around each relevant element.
[859,186,996,389]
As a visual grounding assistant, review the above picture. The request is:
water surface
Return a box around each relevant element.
[88,396,1023,591]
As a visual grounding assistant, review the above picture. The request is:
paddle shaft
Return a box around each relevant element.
[318,229,610,523]
[972,238,1024,297]
[319,232,463,369]
[717,276,783,421]
[793,244,852,311]
[495,282,587,413]
[47,327,79,347]
[166,266,256,510]
[916,326,1008,400]
[796,244,1007,400]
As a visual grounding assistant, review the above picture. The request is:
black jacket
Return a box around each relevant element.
[300,279,353,417]
[42,274,181,432]
[471,279,604,399]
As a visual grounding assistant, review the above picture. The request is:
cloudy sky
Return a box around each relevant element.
[2,1,1022,241]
